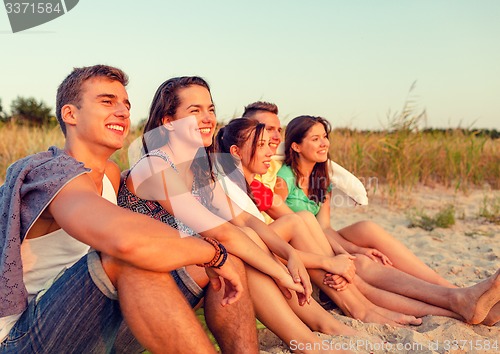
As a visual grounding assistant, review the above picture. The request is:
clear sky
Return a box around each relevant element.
[1,0,499,130]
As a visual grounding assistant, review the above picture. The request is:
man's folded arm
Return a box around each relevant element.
[48,174,216,272]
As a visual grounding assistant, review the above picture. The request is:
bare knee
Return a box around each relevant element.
[353,220,380,233]
[296,210,316,224]
[280,212,303,227]
[353,254,374,272]
[279,213,311,237]
[339,220,385,246]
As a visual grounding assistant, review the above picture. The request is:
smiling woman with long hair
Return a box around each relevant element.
[117,78,359,353]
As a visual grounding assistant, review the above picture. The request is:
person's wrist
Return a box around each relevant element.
[287,247,299,260]
[196,237,228,269]
[359,246,369,254]
[320,255,329,269]
[345,244,359,254]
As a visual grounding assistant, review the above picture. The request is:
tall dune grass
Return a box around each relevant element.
[0,123,65,182]
[330,128,499,195]
[329,94,499,196]
[0,122,142,184]
[1,122,498,194]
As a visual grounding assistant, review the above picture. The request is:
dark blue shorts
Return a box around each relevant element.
[0,250,203,353]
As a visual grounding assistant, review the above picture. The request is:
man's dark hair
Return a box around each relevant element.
[242,101,278,119]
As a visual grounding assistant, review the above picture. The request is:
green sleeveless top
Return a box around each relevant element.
[277,164,322,216]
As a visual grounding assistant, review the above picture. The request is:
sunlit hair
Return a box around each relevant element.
[142,76,216,207]
[242,101,278,119]
[56,65,128,136]
[215,117,266,201]
[284,115,332,203]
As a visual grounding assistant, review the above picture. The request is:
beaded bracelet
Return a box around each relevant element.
[196,237,228,269]
[214,243,227,269]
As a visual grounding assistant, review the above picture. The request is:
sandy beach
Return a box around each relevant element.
[258,185,500,353]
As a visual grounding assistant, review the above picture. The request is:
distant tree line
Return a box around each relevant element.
[421,128,500,140]
[0,96,56,126]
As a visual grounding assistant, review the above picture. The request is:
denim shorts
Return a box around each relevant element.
[0,250,203,353]
[171,267,205,308]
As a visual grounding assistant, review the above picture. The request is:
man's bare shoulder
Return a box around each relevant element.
[49,173,100,213]
[27,173,96,239]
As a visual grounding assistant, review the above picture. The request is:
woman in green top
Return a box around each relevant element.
[275,116,500,326]
[216,118,463,325]
[276,116,435,277]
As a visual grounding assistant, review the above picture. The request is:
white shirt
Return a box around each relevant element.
[0,174,116,342]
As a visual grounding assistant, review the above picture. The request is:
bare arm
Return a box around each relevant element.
[128,157,303,293]
[315,197,362,254]
[273,177,289,204]
[229,209,295,261]
[231,209,312,303]
[295,251,355,287]
[275,177,352,256]
[264,193,294,220]
[264,191,355,284]
[318,196,392,264]
[207,177,311,303]
[209,176,303,266]
[49,174,218,273]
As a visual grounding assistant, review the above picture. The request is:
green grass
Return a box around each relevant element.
[407,204,456,231]
[329,93,500,198]
[195,308,266,352]
[1,121,499,194]
[478,195,500,224]
[141,308,265,353]
[195,308,221,351]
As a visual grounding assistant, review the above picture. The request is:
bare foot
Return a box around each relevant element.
[357,310,401,326]
[346,302,419,326]
[482,302,500,326]
[330,322,360,337]
[395,315,422,326]
[375,309,423,326]
[462,269,500,324]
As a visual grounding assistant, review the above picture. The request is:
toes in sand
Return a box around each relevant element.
[468,269,500,324]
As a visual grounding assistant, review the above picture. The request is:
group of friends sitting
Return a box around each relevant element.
[1,65,499,354]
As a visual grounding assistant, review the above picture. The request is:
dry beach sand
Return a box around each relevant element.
[258,185,500,354]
